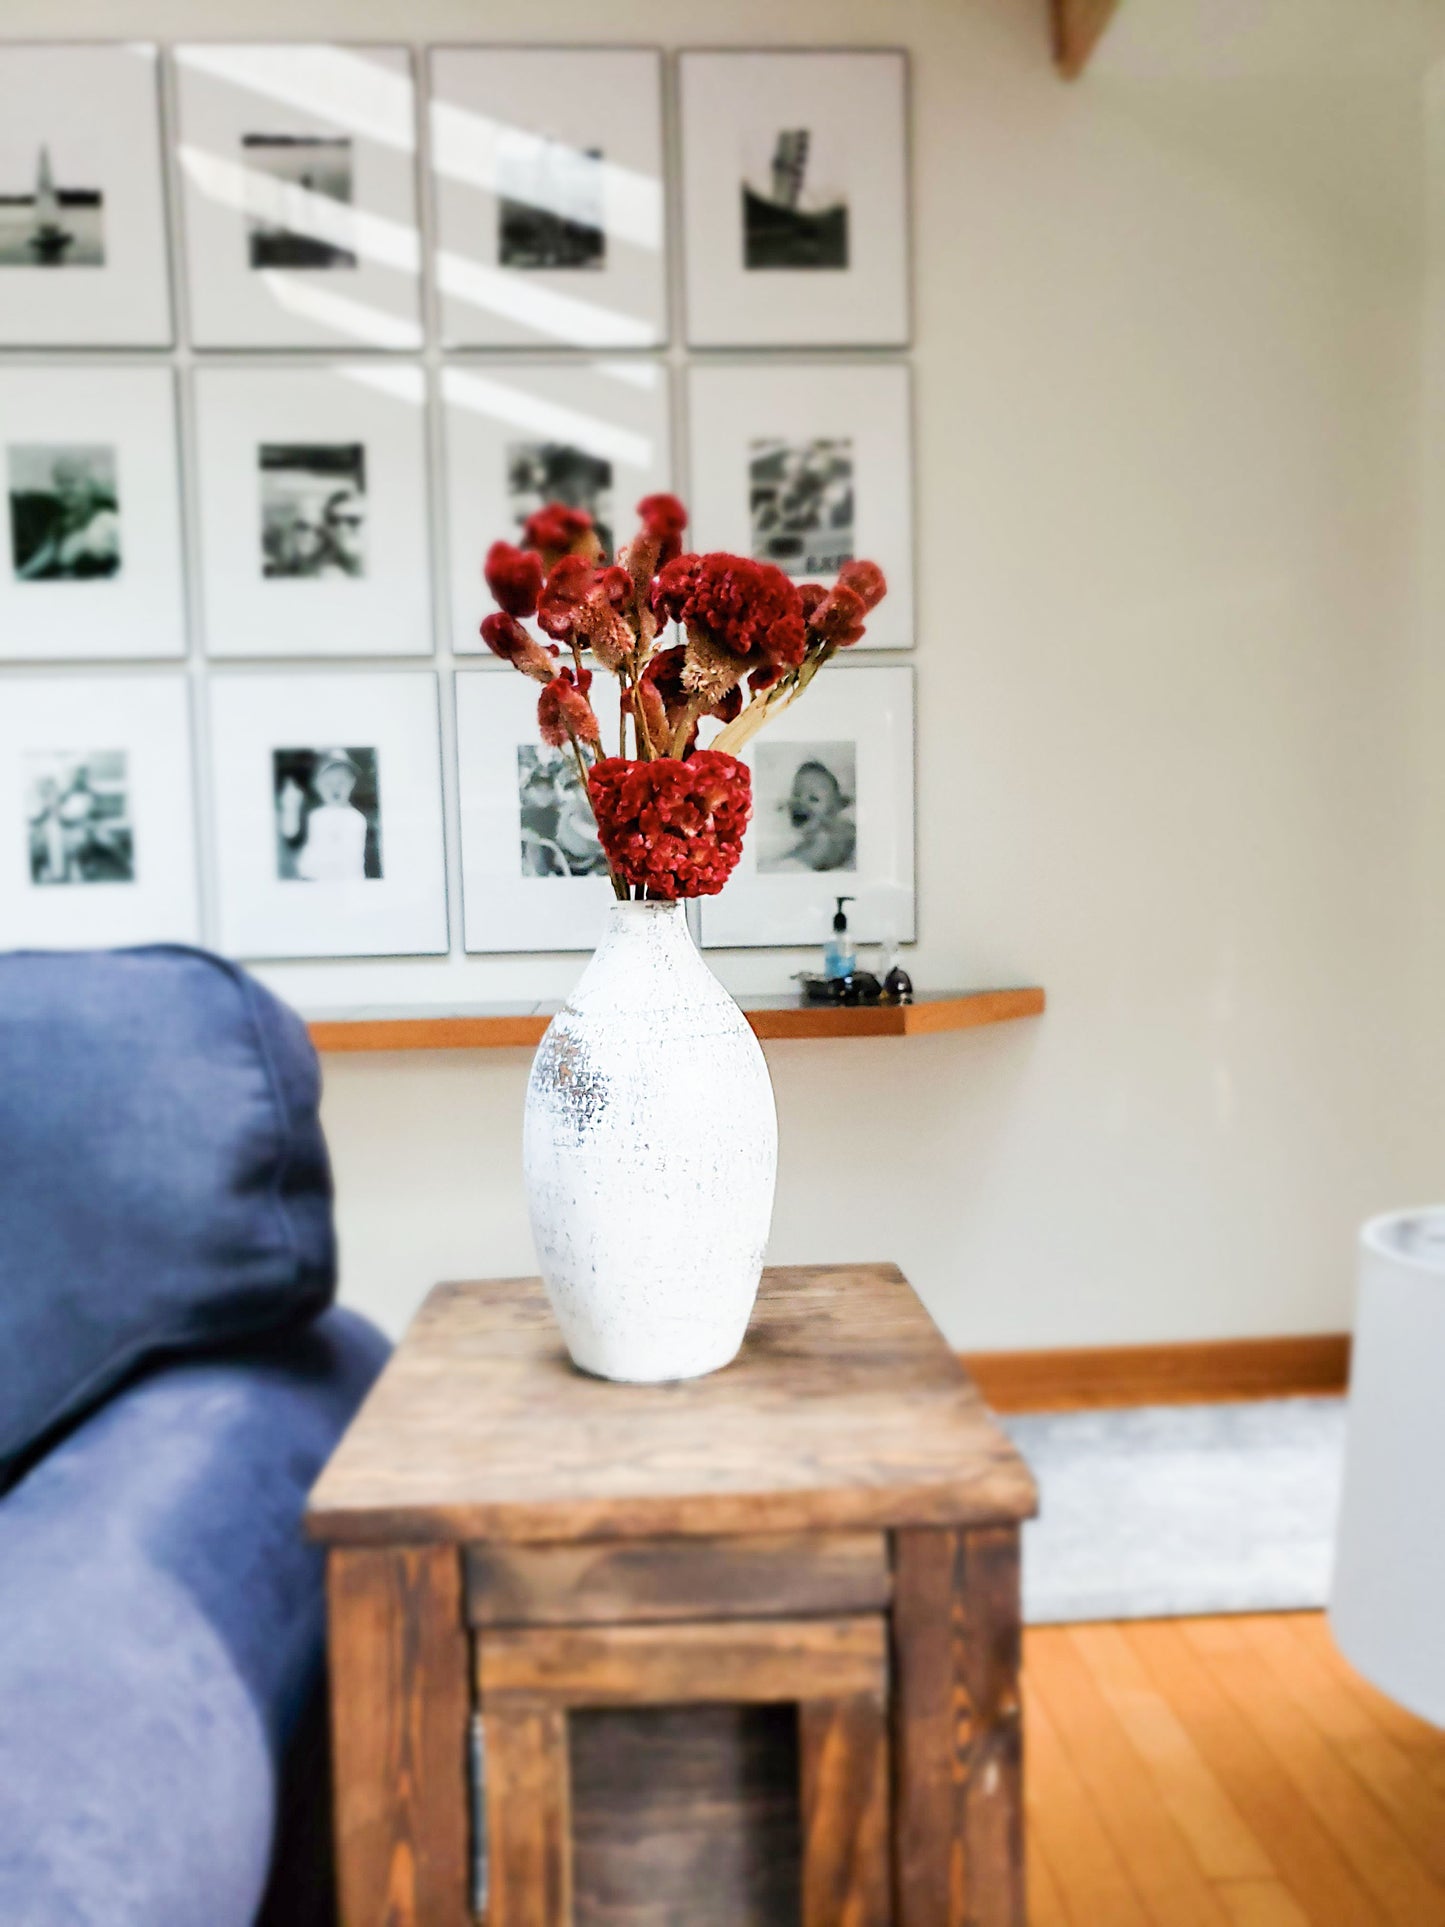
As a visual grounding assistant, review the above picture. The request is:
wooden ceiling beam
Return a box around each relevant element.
[1052,0,1122,79]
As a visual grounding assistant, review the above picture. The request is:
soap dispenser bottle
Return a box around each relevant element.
[823,896,856,980]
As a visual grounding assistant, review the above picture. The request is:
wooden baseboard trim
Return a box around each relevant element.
[961,1333,1351,1413]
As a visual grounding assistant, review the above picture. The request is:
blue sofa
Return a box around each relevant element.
[0,946,389,1927]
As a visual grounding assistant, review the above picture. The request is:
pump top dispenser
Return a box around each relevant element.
[823,896,856,980]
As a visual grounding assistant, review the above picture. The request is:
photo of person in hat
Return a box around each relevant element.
[272,746,382,882]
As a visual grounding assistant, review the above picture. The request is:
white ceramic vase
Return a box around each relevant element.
[523,898,777,1383]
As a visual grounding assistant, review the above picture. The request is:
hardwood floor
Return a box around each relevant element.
[1024,1612,1445,1925]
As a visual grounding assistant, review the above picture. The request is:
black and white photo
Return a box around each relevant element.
[0,46,172,347]
[753,740,857,875]
[242,133,357,269]
[749,436,853,576]
[429,49,665,349]
[273,746,381,882]
[688,361,914,651]
[497,132,605,271]
[175,45,421,349]
[680,51,909,348]
[741,128,847,271]
[508,441,613,557]
[0,142,104,268]
[517,745,608,877]
[454,670,615,950]
[699,662,913,950]
[26,749,133,885]
[261,443,366,579]
[193,365,431,658]
[0,674,197,946]
[8,444,121,581]
[443,360,671,654]
[207,671,446,959]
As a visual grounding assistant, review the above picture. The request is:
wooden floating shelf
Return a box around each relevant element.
[308,988,1045,1054]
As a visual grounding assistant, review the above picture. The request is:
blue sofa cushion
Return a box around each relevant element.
[0,945,336,1483]
[0,1306,388,1927]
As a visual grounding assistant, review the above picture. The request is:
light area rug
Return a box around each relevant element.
[1001,1398,1345,1625]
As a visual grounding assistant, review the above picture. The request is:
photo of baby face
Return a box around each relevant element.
[754,740,858,875]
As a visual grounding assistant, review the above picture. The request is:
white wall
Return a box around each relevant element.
[15,0,1440,1347]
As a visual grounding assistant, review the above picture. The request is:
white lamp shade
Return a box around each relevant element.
[1330,1210,1445,1728]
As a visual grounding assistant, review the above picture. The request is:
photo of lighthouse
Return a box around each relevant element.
[0,142,105,267]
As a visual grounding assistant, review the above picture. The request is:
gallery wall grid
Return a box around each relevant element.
[0,37,919,986]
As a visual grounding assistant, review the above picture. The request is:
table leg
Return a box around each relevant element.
[800,1690,892,1924]
[484,1703,573,1926]
[327,1546,473,1927]
[891,1525,1025,1927]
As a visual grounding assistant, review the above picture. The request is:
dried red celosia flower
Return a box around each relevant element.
[837,559,887,612]
[805,582,868,647]
[595,564,635,613]
[536,553,596,641]
[636,492,689,566]
[574,583,636,672]
[652,553,807,674]
[484,540,543,619]
[522,501,596,563]
[537,665,600,748]
[480,610,557,684]
[589,751,751,899]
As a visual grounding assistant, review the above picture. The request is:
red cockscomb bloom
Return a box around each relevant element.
[480,610,557,683]
[589,751,751,899]
[805,581,868,646]
[652,553,807,673]
[837,559,887,612]
[537,665,600,748]
[522,502,595,558]
[536,554,596,640]
[636,492,689,566]
[484,540,543,619]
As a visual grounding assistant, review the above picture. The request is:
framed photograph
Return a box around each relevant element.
[173,44,423,349]
[0,672,198,946]
[699,663,914,949]
[0,43,171,347]
[429,47,667,350]
[192,362,432,657]
[687,361,914,649]
[0,365,186,661]
[455,669,615,953]
[442,358,672,652]
[679,50,909,348]
[207,670,448,959]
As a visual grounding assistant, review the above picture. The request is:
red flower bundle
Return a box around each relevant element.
[476,489,887,900]
[589,752,751,900]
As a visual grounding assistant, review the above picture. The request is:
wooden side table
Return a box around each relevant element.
[307,1263,1037,1927]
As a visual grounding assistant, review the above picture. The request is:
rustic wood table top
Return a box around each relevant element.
[307,1262,1037,1548]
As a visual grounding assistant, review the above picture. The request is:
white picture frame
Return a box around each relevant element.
[442,358,672,654]
[0,671,198,946]
[0,43,172,348]
[0,364,186,661]
[454,668,616,954]
[686,361,914,650]
[429,46,667,351]
[679,50,910,349]
[193,361,433,658]
[173,43,423,350]
[699,662,914,949]
[206,670,448,959]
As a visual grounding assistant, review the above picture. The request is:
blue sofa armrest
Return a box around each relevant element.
[0,1307,388,1927]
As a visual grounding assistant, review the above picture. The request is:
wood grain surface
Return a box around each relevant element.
[467,1530,892,1627]
[568,1705,802,1926]
[484,1703,572,1927]
[965,1334,1351,1413]
[307,1266,1037,1546]
[307,988,1045,1053]
[478,1614,888,1709]
[800,1693,892,1926]
[892,1526,1025,1927]
[326,1546,471,1927]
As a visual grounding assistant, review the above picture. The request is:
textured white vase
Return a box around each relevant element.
[524,899,778,1382]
